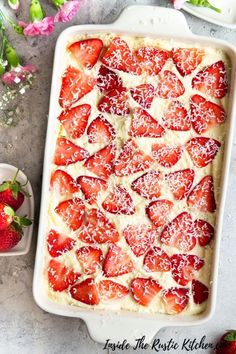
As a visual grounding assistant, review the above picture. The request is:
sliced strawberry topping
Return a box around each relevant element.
[87,115,115,144]
[194,219,214,247]
[190,94,226,134]
[144,247,171,272]
[152,144,182,168]
[192,60,228,99]
[76,246,103,275]
[68,38,103,69]
[131,170,162,200]
[101,37,142,75]
[129,108,165,138]
[50,169,79,195]
[47,229,76,257]
[156,70,185,99]
[192,280,209,304]
[163,287,189,314]
[172,48,204,76]
[70,278,100,305]
[78,208,119,244]
[103,243,134,277]
[187,176,216,213]
[131,278,162,306]
[171,253,204,286]
[55,198,85,231]
[59,66,96,108]
[186,137,221,168]
[77,176,107,204]
[54,138,89,166]
[99,280,129,301]
[130,84,155,109]
[146,199,173,228]
[162,101,191,131]
[165,169,195,200]
[102,185,135,215]
[48,259,80,292]
[58,104,91,139]
[160,212,196,252]
[123,224,157,257]
[98,87,130,116]
[84,143,116,179]
[97,65,123,92]
[135,47,170,76]
[114,139,153,177]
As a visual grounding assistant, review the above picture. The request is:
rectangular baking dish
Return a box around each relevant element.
[33,5,236,345]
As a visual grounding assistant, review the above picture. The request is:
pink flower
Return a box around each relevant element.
[54,0,81,23]
[19,17,55,36]
[173,0,187,10]
[2,65,37,85]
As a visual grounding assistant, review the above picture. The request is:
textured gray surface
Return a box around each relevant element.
[0,0,235,353]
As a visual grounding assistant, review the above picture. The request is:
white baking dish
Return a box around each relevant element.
[33,5,236,345]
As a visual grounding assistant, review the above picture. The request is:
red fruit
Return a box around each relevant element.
[131,278,162,306]
[163,287,189,314]
[77,175,107,204]
[101,37,142,75]
[190,94,226,134]
[187,176,216,213]
[99,280,129,301]
[58,104,91,139]
[135,47,169,76]
[192,60,228,99]
[68,38,103,69]
[0,202,14,230]
[59,66,96,108]
[194,219,214,247]
[70,278,100,305]
[0,225,22,251]
[131,170,162,200]
[160,212,196,252]
[54,137,89,166]
[165,169,195,200]
[123,224,157,257]
[103,243,134,277]
[152,144,182,168]
[172,48,204,76]
[130,84,155,109]
[48,259,80,292]
[84,144,116,179]
[144,247,171,272]
[171,253,204,286]
[55,198,85,231]
[186,137,221,168]
[216,330,236,354]
[156,70,185,99]
[98,87,130,116]
[50,169,79,195]
[129,108,165,138]
[76,246,103,275]
[78,208,119,244]
[102,185,135,215]
[192,280,209,304]
[47,229,75,257]
[87,115,115,144]
[97,65,123,92]
[162,101,191,131]
[114,139,153,177]
[146,199,173,228]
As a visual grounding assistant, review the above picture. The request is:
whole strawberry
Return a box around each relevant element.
[0,202,14,230]
[0,216,32,251]
[216,330,236,354]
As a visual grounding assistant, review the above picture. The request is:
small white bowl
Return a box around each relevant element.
[0,163,34,256]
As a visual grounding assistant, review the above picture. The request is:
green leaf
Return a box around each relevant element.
[19,216,32,227]
[0,182,11,192]
[11,184,19,199]
[4,205,15,216]
[225,331,236,342]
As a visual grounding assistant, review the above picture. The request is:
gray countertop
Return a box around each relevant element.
[0,1,235,353]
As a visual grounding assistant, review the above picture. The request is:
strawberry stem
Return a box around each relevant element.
[12,168,19,183]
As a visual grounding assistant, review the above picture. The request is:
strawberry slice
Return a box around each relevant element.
[99,280,129,301]
[76,246,103,275]
[77,176,107,204]
[163,287,189,314]
[84,143,116,179]
[152,144,182,168]
[146,199,173,228]
[190,94,226,134]
[192,60,228,99]
[103,243,134,277]
[165,169,195,200]
[162,101,191,131]
[87,115,115,144]
[102,185,135,215]
[131,278,162,306]
[59,66,96,108]
[70,278,100,305]
[187,176,216,213]
[48,259,80,292]
[50,169,79,195]
[130,84,155,109]
[129,108,165,138]
[123,224,157,257]
[160,212,196,252]
[68,38,103,69]
[97,65,123,92]
[171,254,204,286]
[156,70,185,99]
[194,219,214,247]
[144,247,171,272]
[192,280,209,304]
[172,48,204,76]
[55,198,85,231]
[135,47,169,76]
[78,208,119,244]
[101,37,142,75]
[131,170,162,200]
[186,137,221,168]
[114,139,153,177]
[98,87,130,116]
[58,104,91,139]
[54,138,89,166]
[47,229,76,257]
